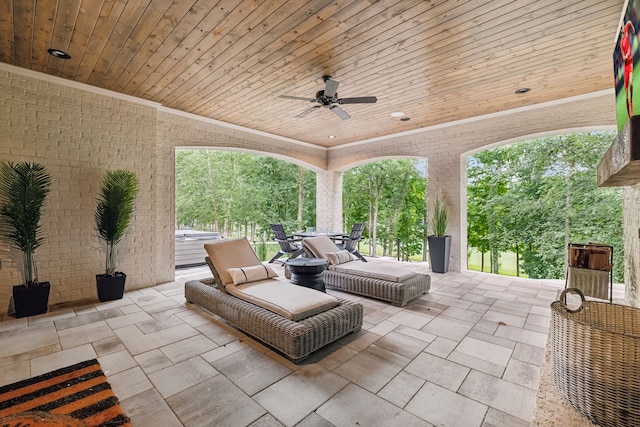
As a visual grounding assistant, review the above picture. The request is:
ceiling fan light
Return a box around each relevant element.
[391,111,405,117]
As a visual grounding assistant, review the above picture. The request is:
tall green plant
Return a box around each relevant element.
[0,162,51,287]
[256,231,267,261]
[95,170,139,275]
[431,193,449,237]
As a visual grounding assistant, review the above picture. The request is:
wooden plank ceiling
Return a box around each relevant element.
[0,0,624,147]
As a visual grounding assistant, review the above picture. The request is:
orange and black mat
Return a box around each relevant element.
[0,359,131,426]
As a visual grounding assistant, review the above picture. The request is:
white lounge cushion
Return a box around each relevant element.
[329,261,417,283]
[226,280,338,321]
[204,238,263,285]
[303,235,340,259]
[227,264,278,285]
[325,250,354,265]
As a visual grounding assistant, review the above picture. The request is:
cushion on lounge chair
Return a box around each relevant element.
[205,238,263,285]
[227,264,278,285]
[325,250,354,265]
[305,235,417,282]
[303,235,341,259]
[329,261,417,283]
[226,280,338,321]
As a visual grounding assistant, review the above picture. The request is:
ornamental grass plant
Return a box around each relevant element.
[430,193,449,237]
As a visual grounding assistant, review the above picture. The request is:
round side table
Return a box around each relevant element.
[285,258,328,292]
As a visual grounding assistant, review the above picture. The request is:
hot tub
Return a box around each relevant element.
[175,230,222,268]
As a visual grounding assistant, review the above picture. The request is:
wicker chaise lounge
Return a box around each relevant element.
[184,238,363,362]
[302,235,431,306]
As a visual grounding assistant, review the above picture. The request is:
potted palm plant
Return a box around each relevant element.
[427,192,451,273]
[95,169,139,302]
[0,162,52,318]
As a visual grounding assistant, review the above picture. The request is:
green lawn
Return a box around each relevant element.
[254,242,281,262]
[467,249,527,277]
[257,241,528,278]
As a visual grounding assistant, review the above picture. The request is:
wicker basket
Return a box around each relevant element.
[551,288,640,426]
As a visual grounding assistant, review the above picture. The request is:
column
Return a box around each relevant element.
[427,155,465,273]
[316,170,343,233]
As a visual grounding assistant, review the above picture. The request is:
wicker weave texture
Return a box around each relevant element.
[323,270,430,306]
[551,300,640,426]
[185,279,363,361]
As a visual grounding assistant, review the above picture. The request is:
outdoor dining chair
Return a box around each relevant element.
[331,222,367,262]
[268,223,305,263]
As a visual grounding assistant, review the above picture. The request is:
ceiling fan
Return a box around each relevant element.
[279,76,377,120]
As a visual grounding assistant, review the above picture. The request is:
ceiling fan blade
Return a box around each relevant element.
[330,105,351,120]
[324,79,339,98]
[279,95,316,102]
[338,96,377,104]
[295,106,321,118]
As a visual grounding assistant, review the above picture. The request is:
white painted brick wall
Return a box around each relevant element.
[623,184,640,306]
[316,171,343,232]
[1,64,635,312]
[0,69,160,312]
[0,67,329,315]
[327,92,618,272]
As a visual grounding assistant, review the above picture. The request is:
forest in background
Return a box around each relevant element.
[175,131,623,282]
[175,151,425,260]
[467,132,623,282]
[175,150,316,241]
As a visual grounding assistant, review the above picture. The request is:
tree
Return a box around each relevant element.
[467,149,511,273]
[343,159,426,259]
[467,132,623,282]
[175,150,316,241]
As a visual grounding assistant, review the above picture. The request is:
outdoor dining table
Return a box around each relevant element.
[293,231,343,238]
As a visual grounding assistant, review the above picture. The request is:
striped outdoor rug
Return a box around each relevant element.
[0,359,130,426]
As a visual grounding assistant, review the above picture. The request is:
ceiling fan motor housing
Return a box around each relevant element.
[315,90,338,105]
[281,77,376,120]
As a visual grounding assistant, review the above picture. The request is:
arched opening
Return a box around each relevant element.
[465,131,623,282]
[174,148,318,266]
[340,157,427,261]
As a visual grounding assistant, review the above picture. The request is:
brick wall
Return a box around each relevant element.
[0,65,327,315]
[0,68,160,311]
[623,184,640,306]
[327,92,620,273]
[157,109,327,170]
[315,171,343,232]
[2,63,637,311]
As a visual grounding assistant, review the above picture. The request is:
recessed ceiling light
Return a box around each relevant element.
[390,112,405,117]
[514,87,531,94]
[47,49,71,59]
[328,135,336,139]
[400,117,410,121]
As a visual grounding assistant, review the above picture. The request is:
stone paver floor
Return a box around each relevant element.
[0,261,624,426]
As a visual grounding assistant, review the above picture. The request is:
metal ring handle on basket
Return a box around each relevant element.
[559,287,585,313]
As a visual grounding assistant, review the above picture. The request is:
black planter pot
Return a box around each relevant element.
[428,235,451,273]
[96,272,127,302]
[12,281,51,318]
